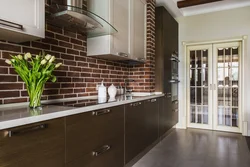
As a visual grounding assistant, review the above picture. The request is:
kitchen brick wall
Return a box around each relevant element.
[0,0,156,105]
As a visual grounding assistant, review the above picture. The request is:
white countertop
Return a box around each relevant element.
[0,93,164,130]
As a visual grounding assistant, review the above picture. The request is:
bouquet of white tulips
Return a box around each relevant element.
[5,52,62,108]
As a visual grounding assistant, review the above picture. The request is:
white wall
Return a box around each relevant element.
[176,6,250,135]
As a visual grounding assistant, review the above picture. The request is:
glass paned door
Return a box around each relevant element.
[213,42,241,133]
[187,45,213,130]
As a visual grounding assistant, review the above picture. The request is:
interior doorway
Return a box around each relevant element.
[186,41,242,133]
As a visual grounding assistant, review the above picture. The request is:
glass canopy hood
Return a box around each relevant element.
[46,0,118,38]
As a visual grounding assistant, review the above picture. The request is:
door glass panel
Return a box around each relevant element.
[203,88,208,105]
[218,88,224,106]
[196,88,202,105]
[225,88,231,106]
[197,106,202,123]
[225,107,231,126]
[196,50,202,68]
[202,50,208,68]
[190,69,196,86]
[232,88,238,107]
[190,87,196,104]
[232,108,238,127]
[203,106,208,124]
[202,69,208,86]
[190,106,196,123]
[190,51,196,68]
[218,107,224,125]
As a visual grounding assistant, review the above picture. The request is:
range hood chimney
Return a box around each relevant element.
[47,0,118,36]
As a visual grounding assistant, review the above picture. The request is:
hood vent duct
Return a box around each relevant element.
[46,0,118,37]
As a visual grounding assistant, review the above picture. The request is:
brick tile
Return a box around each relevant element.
[61,54,75,61]
[71,38,82,45]
[32,41,50,50]
[0,83,23,90]
[0,91,19,98]
[0,75,17,82]
[0,67,8,74]
[47,24,63,34]
[41,38,58,45]
[59,41,72,48]
[4,98,27,104]
[67,49,79,55]
[0,43,21,52]
[51,46,66,53]
[55,34,69,42]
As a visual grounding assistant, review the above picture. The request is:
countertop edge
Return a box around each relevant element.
[0,94,164,130]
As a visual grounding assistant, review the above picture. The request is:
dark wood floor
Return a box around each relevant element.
[133,129,250,167]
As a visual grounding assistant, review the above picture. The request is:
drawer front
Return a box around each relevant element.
[66,136,124,167]
[66,105,124,163]
[0,118,65,167]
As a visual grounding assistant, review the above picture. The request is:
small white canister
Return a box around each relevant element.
[108,84,117,98]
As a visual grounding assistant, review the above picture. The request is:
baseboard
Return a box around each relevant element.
[125,128,176,167]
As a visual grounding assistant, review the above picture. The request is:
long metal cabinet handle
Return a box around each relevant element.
[92,145,111,157]
[92,109,111,116]
[151,99,157,102]
[117,52,128,57]
[8,124,48,137]
[169,80,180,83]
[0,19,23,30]
[130,102,142,107]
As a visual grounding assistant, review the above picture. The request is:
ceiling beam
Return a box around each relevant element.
[177,0,223,8]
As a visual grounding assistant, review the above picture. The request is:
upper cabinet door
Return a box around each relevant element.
[111,0,129,56]
[129,0,147,61]
[0,0,45,42]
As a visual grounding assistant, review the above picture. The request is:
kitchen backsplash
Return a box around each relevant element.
[0,0,155,105]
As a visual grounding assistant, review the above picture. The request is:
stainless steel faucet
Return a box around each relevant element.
[124,79,135,94]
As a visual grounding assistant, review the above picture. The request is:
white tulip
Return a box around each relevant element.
[45,54,52,60]
[17,55,23,60]
[24,53,32,60]
[36,55,39,59]
[55,63,62,68]
[41,59,47,65]
[49,56,55,63]
[5,59,12,65]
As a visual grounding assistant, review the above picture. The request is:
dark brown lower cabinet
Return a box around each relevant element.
[66,105,124,167]
[0,118,65,167]
[144,98,159,146]
[125,101,146,164]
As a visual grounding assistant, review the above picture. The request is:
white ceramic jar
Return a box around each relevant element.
[108,84,117,98]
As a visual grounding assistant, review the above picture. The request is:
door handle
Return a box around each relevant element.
[0,19,23,30]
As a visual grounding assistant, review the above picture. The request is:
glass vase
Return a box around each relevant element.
[28,84,45,108]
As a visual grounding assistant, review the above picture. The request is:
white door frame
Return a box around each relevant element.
[182,36,248,135]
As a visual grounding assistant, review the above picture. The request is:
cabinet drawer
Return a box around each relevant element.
[0,118,65,167]
[66,105,124,163]
[66,136,124,167]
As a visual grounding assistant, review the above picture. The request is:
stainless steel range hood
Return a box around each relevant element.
[47,0,118,37]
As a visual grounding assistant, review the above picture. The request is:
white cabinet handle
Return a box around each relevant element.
[0,19,23,30]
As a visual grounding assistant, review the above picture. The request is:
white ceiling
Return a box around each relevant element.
[156,0,250,18]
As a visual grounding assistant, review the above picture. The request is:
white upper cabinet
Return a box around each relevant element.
[0,0,45,43]
[129,0,147,61]
[87,0,146,62]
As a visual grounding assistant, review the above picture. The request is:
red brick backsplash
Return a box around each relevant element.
[0,0,156,105]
